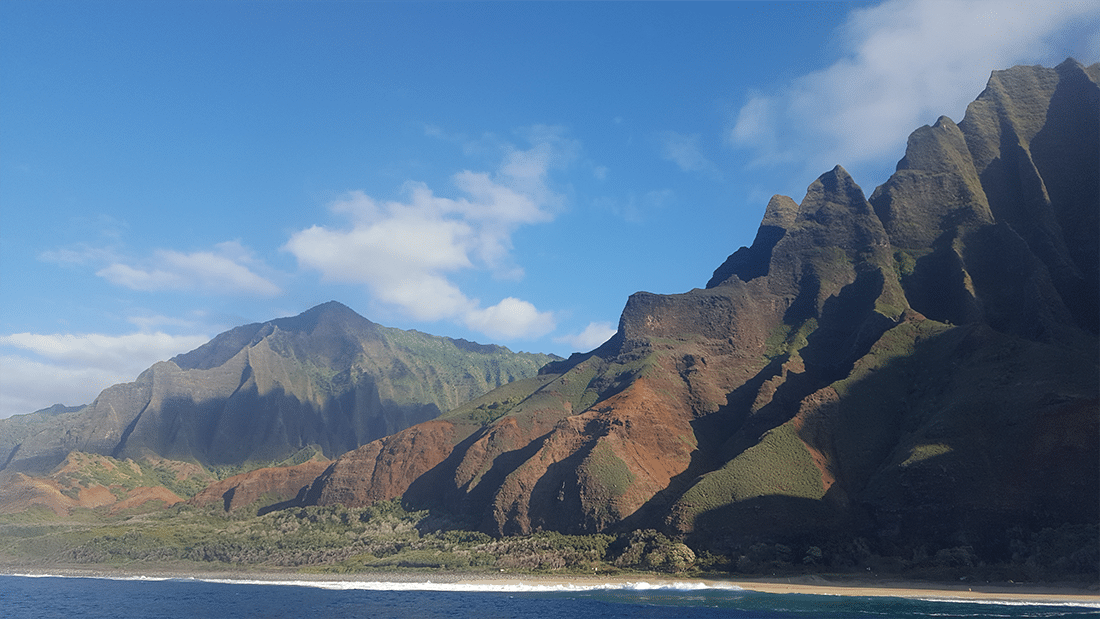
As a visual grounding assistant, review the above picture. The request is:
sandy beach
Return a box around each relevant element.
[462,575,1100,606]
[5,565,1097,607]
[713,577,1100,606]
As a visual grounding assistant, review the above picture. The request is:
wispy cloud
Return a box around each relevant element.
[97,241,281,296]
[285,126,574,340]
[38,215,129,265]
[126,312,204,332]
[730,0,1100,186]
[657,131,721,178]
[0,330,210,418]
[40,244,119,265]
[593,189,675,223]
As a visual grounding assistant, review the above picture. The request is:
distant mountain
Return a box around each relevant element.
[0,302,559,475]
[302,60,1098,564]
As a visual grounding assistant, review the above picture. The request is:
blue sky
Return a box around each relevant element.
[1,1,1097,418]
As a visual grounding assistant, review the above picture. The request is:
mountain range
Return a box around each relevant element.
[299,59,1098,561]
[1,59,1096,570]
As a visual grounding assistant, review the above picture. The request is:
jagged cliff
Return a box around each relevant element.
[0,302,559,474]
[302,60,1099,558]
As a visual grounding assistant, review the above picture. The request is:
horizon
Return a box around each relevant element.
[2,0,1098,418]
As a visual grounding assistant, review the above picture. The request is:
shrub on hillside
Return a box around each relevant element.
[610,530,696,573]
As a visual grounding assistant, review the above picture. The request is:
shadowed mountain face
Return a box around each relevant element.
[0,302,559,475]
[303,60,1098,557]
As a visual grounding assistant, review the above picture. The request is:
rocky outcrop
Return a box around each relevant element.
[303,60,1098,559]
[0,302,559,474]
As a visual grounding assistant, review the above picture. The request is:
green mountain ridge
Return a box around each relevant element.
[0,301,559,475]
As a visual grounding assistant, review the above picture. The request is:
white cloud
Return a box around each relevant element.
[97,241,281,296]
[0,331,210,369]
[0,355,125,419]
[730,0,1100,184]
[464,297,556,340]
[285,128,573,339]
[556,321,618,352]
[0,330,210,418]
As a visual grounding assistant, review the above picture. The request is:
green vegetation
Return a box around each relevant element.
[806,245,852,274]
[441,375,557,425]
[831,319,950,399]
[1,494,1093,582]
[900,443,952,467]
[893,249,922,278]
[764,319,817,360]
[822,319,957,488]
[376,326,559,413]
[53,453,214,499]
[444,356,621,437]
[610,530,695,572]
[676,421,824,527]
[464,397,524,426]
[206,445,326,481]
[872,294,906,322]
[547,360,602,412]
[0,500,693,575]
[581,440,635,500]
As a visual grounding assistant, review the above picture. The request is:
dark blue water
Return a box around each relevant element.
[1,574,1096,619]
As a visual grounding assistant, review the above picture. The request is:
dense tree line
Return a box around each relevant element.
[2,500,1094,582]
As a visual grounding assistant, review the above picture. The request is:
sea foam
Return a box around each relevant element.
[4,571,743,594]
[198,576,746,594]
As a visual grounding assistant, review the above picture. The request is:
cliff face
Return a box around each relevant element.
[303,60,1099,555]
[0,302,559,474]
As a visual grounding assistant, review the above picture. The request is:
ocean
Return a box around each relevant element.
[2,574,1097,619]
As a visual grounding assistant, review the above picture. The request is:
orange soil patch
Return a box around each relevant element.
[111,486,184,513]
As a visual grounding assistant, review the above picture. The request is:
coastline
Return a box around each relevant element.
[4,565,1097,606]
[716,577,1100,606]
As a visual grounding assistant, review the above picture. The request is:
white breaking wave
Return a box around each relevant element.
[913,596,1100,610]
[199,577,745,594]
[4,571,743,594]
